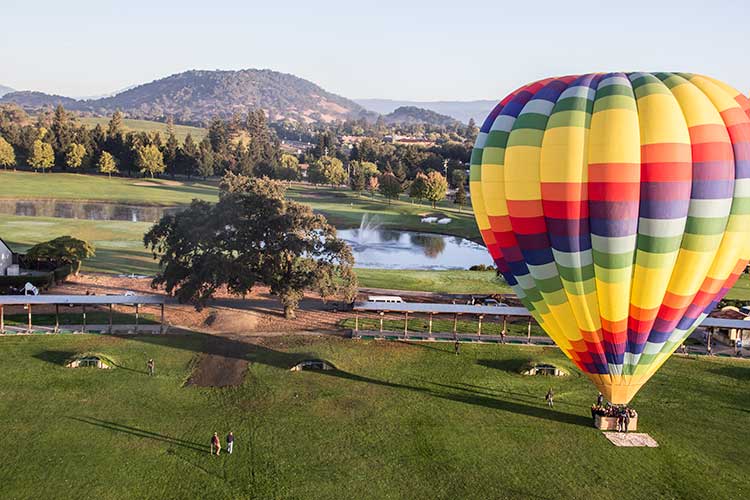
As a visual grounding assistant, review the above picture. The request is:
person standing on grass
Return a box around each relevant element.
[545,388,554,408]
[211,432,221,456]
[454,340,460,355]
[624,409,631,433]
[226,432,234,454]
[147,359,155,376]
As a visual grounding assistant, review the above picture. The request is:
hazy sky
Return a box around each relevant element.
[1,0,748,101]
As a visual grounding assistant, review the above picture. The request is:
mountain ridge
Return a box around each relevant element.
[356,98,496,124]
[0,69,374,125]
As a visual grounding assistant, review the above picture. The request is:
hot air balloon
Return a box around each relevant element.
[471,72,750,404]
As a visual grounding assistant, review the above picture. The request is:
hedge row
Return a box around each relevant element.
[0,264,73,293]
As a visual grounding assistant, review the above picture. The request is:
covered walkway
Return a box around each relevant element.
[0,294,167,334]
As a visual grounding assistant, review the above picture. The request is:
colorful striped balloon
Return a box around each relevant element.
[471,73,750,404]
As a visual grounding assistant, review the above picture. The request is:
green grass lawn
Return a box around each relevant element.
[0,214,155,274]
[0,333,747,499]
[355,269,510,293]
[78,117,208,143]
[0,171,218,205]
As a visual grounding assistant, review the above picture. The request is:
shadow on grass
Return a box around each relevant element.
[33,350,76,365]
[709,365,750,381]
[33,350,148,374]
[122,331,591,428]
[69,416,207,453]
[476,358,528,373]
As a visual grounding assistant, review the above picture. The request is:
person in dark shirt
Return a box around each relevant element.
[623,409,631,432]
[454,340,460,355]
[545,388,554,407]
[226,431,234,454]
[597,392,603,406]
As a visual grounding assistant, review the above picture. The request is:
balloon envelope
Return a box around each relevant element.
[471,73,750,404]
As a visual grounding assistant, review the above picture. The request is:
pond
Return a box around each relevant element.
[0,199,179,223]
[0,199,493,270]
[338,223,493,271]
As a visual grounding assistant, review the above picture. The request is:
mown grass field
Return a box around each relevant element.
[78,117,208,143]
[0,171,217,205]
[0,333,747,499]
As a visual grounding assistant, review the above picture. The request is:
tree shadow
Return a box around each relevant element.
[476,358,528,373]
[68,416,207,454]
[33,350,76,366]
[709,365,750,381]
[118,331,593,428]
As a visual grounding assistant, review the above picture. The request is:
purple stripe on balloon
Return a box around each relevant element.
[638,199,691,219]
[689,179,736,199]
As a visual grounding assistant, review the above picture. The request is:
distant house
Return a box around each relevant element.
[0,237,15,276]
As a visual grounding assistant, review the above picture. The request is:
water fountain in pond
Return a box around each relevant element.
[352,214,383,245]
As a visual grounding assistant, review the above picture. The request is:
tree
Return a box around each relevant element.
[349,165,366,196]
[144,176,356,319]
[309,155,346,187]
[349,160,377,196]
[137,144,166,178]
[50,105,74,168]
[25,236,95,275]
[197,138,214,179]
[378,172,402,204]
[29,140,54,172]
[453,170,467,212]
[65,143,86,170]
[409,171,428,204]
[424,171,448,208]
[162,123,179,177]
[0,136,15,169]
[180,134,199,178]
[367,175,379,198]
[275,153,301,181]
[107,110,124,137]
[98,151,118,178]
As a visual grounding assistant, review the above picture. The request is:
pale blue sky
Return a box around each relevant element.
[0,0,747,101]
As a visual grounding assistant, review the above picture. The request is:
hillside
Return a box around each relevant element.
[78,117,207,143]
[383,106,460,127]
[0,85,14,98]
[356,98,496,124]
[0,69,375,124]
[1,90,78,108]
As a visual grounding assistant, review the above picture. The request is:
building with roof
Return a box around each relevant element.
[0,237,15,276]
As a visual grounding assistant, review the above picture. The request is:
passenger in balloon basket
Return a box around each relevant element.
[590,403,637,431]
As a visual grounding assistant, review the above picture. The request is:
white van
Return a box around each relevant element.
[367,295,404,304]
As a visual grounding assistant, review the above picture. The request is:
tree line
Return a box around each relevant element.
[0,102,470,209]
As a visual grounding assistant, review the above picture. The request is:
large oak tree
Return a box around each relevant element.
[145,175,356,318]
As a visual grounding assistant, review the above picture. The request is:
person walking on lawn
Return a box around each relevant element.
[211,432,221,456]
[226,432,234,454]
[147,359,155,376]
[545,388,554,408]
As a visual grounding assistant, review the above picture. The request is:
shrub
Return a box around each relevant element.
[469,264,493,271]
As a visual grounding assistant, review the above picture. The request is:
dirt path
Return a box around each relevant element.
[185,336,251,388]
